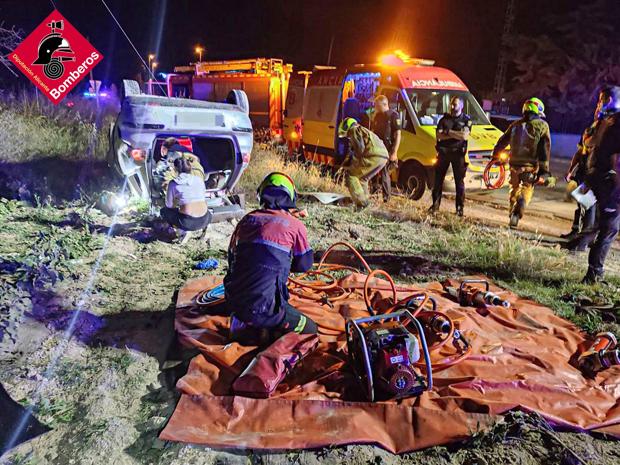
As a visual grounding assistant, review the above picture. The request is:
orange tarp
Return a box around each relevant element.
[159,275,620,453]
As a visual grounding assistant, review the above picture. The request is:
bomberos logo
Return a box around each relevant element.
[9,9,103,104]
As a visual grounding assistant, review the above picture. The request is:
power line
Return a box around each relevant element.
[99,0,168,96]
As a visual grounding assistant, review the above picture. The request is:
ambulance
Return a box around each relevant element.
[297,54,504,199]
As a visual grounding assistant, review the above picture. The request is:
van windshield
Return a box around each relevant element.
[405,89,490,126]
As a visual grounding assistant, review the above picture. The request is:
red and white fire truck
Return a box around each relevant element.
[167,58,292,138]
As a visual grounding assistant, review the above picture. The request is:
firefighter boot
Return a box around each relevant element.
[229,314,271,346]
[509,197,525,229]
[582,268,605,285]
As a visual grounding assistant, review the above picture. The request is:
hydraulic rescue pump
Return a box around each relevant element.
[346,310,432,401]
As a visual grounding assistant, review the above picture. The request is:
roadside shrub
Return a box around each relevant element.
[240,143,346,194]
[0,90,115,163]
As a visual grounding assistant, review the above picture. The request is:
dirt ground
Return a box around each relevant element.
[1,187,619,464]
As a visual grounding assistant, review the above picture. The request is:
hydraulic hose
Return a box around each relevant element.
[483,159,506,190]
[363,269,398,315]
[288,270,338,291]
[416,344,472,372]
[317,241,373,273]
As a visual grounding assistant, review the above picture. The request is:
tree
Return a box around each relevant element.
[0,23,23,80]
[508,0,620,132]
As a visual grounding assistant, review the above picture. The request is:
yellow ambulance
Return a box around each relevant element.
[298,56,504,199]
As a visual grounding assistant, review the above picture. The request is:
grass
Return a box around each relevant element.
[1,97,619,464]
[0,90,115,163]
[238,143,346,194]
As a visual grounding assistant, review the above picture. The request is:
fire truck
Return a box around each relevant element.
[168,58,292,137]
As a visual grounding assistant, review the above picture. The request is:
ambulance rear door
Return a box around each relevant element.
[301,85,341,158]
[283,81,305,139]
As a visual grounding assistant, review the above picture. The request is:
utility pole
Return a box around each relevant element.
[493,0,516,99]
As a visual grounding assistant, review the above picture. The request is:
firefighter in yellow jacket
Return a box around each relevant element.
[338,117,389,209]
[493,98,552,228]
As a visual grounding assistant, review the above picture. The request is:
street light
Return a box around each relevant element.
[148,60,158,95]
[195,46,204,62]
[146,54,156,95]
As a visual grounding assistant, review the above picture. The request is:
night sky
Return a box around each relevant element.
[1,0,582,96]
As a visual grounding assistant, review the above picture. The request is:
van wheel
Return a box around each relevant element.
[398,162,426,201]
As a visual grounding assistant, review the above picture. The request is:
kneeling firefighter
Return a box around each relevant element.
[338,117,389,209]
[492,97,552,228]
[224,172,318,345]
[154,137,205,195]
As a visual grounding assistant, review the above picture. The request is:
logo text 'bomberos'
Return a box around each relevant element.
[9,9,103,104]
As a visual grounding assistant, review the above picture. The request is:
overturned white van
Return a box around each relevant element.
[109,80,253,222]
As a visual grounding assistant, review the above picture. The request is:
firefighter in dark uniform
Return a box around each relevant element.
[582,85,620,283]
[370,95,401,202]
[561,113,600,248]
[429,96,472,216]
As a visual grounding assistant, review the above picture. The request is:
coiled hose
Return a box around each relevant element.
[483,159,506,190]
[196,241,471,372]
[287,241,471,372]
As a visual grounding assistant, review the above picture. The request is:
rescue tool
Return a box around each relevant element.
[444,279,511,309]
[578,332,620,376]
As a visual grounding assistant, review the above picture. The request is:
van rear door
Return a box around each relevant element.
[283,83,304,137]
[301,86,340,160]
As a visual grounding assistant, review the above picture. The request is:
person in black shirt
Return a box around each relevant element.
[581,85,620,283]
[370,95,401,202]
[561,115,599,247]
[429,96,472,216]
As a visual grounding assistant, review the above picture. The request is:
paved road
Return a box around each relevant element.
[428,156,620,275]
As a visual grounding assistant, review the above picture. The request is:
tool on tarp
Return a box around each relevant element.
[346,310,432,401]
[578,332,619,376]
[232,332,319,398]
[193,241,473,402]
[444,279,511,309]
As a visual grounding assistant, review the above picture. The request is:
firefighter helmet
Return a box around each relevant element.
[257,172,297,203]
[522,97,545,116]
[32,25,74,80]
[338,117,358,137]
[33,35,70,65]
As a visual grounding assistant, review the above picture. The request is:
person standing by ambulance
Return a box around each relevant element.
[492,97,552,228]
[338,117,389,210]
[429,96,472,216]
[370,95,401,202]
